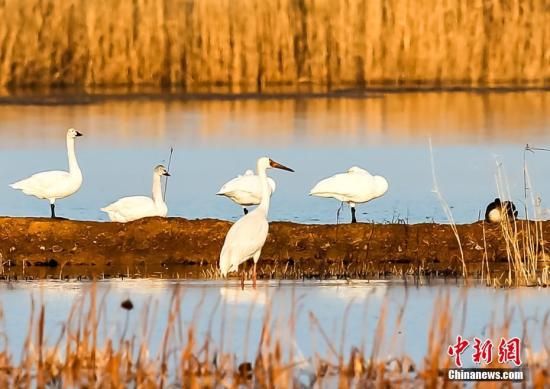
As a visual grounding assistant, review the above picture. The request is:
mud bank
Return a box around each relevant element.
[0,217,546,280]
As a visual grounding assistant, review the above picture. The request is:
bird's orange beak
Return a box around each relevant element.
[269,159,294,172]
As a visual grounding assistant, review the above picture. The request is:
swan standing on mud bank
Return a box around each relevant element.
[10,128,83,218]
[101,165,170,222]
[217,169,276,215]
[219,157,294,288]
[310,166,388,223]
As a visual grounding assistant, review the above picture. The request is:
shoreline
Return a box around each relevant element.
[0,216,546,281]
[0,86,548,106]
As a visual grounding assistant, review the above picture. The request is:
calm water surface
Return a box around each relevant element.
[0,93,549,372]
[0,279,548,365]
[0,92,548,223]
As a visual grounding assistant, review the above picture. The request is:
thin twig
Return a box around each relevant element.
[163,146,174,201]
[525,144,550,153]
[428,138,466,277]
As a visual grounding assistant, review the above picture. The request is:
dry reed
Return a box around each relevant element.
[429,142,550,287]
[0,284,546,387]
[429,138,467,277]
[0,0,548,91]
[491,151,549,287]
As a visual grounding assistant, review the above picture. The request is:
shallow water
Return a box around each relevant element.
[0,92,549,223]
[0,279,548,367]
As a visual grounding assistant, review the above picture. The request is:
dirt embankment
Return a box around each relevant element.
[0,217,545,280]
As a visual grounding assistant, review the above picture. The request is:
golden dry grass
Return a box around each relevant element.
[0,0,548,90]
[0,285,547,387]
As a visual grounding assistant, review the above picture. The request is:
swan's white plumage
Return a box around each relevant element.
[101,196,167,222]
[11,171,77,200]
[101,165,169,223]
[10,128,83,205]
[219,157,293,283]
[217,169,276,206]
[309,166,388,204]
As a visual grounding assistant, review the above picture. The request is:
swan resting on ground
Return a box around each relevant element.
[310,166,388,223]
[10,128,83,218]
[101,165,170,223]
[216,169,276,215]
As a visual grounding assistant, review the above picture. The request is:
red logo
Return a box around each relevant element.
[472,338,493,364]
[497,337,521,366]
[447,336,522,367]
[447,336,470,367]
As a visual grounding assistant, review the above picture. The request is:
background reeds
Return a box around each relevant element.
[0,0,548,91]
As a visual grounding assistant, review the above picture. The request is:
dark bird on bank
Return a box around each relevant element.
[485,198,518,223]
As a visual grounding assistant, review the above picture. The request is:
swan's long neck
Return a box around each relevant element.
[67,136,81,176]
[257,164,270,215]
[152,173,164,206]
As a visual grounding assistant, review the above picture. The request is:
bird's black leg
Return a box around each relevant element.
[351,206,357,223]
[243,208,248,215]
[50,204,56,218]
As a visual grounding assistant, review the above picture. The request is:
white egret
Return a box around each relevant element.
[10,128,83,218]
[217,169,276,214]
[485,198,518,223]
[101,165,170,222]
[219,157,293,288]
[310,166,388,223]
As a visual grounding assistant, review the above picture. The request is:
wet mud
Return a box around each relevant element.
[0,217,546,280]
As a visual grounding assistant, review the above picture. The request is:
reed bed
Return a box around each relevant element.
[0,0,548,90]
[484,147,549,287]
[430,142,550,288]
[0,284,547,387]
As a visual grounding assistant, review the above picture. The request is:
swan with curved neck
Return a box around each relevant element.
[310,166,388,223]
[216,169,276,215]
[219,157,294,288]
[10,128,83,218]
[101,165,170,223]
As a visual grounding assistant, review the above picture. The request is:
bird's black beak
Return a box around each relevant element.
[163,172,171,177]
[75,131,83,137]
[269,159,294,172]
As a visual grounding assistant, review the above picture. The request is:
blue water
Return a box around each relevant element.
[0,279,547,367]
[0,92,549,224]
[0,93,548,382]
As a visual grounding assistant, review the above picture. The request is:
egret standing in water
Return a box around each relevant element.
[219,157,294,288]
[310,166,388,223]
[217,169,276,215]
[10,128,83,218]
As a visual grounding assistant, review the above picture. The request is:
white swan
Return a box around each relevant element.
[101,165,170,223]
[216,169,276,215]
[10,128,83,218]
[310,166,388,223]
[219,157,293,288]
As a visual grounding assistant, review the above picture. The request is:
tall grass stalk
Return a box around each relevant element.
[0,284,545,386]
[493,154,546,286]
[428,138,467,277]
